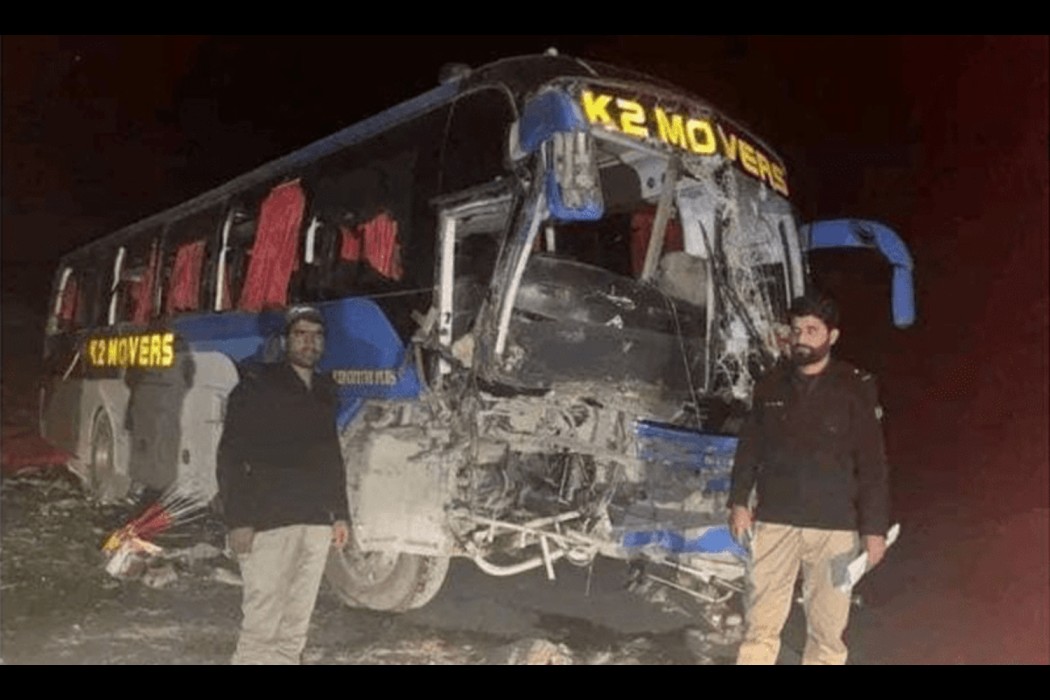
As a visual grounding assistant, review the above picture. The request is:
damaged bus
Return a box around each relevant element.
[41,50,916,618]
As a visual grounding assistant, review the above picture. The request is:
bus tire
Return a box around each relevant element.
[88,409,128,503]
[325,544,450,613]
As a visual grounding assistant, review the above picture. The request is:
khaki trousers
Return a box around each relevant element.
[736,522,859,665]
[232,524,332,665]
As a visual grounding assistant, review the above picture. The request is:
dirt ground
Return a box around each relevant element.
[0,465,746,665]
[7,453,1045,665]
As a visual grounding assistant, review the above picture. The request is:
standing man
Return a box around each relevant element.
[728,293,890,665]
[217,305,350,665]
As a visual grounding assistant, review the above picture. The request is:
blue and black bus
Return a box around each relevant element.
[41,50,915,614]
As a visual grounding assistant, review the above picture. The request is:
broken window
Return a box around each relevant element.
[158,206,223,317]
[238,180,306,312]
[440,89,516,195]
[338,211,404,282]
[109,234,161,325]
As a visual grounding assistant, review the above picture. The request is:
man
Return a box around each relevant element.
[217,304,350,665]
[727,293,890,665]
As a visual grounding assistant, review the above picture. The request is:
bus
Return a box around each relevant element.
[41,49,916,617]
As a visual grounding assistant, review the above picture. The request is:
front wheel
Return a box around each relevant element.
[325,543,450,612]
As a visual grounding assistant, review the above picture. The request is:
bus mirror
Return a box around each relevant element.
[513,90,603,222]
[802,218,916,329]
[545,131,603,222]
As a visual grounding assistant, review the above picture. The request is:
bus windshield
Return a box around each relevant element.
[502,84,802,416]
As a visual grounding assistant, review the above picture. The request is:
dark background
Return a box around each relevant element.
[2,35,1047,661]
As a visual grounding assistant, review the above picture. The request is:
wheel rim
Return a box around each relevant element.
[91,412,114,493]
[336,548,401,585]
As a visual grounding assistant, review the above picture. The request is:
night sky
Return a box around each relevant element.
[3,35,1048,504]
[1,35,1047,663]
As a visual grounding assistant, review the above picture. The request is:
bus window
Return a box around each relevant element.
[218,200,261,311]
[338,211,404,281]
[441,88,516,195]
[110,236,161,325]
[237,180,306,312]
[60,263,104,332]
[160,206,224,316]
[54,268,80,332]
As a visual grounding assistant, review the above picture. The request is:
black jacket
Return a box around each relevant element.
[728,358,890,536]
[216,362,350,531]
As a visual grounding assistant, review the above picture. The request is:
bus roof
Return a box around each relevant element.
[58,51,780,265]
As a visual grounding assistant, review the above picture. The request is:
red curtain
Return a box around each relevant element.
[238,180,306,311]
[630,208,684,278]
[131,243,159,324]
[166,239,206,314]
[340,225,363,262]
[339,211,403,281]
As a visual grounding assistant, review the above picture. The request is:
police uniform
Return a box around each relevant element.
[728,358,890,665]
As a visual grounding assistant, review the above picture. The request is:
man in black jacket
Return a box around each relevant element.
[728,293,890,665]
[217,305,350,665]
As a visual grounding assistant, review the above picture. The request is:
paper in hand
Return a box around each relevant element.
[835,523,900,592]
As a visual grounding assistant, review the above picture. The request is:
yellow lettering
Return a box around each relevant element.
[770,163,790,197]
[756,151,773,187]
[581,91,614,127]
[161,333,174,367]
[717,125,738,161]
[148,334,162,367]
[107,339,118,366]
[654,108,686,149]
[738,140,760,177]
[615,99,649,138]
[685,118,717,155]
[127,336,139,366]
[137,335,150,366]
[87,339,97,366]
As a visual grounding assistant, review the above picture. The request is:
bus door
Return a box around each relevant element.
[430,189,514,380]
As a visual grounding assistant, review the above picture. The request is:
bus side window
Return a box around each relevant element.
[160,207,224,317]
[112,236,161,325]
[218,203,260,311]
[75,264,105,331]
[288,213,339,304]
[236,180,307,312]
[48,267,80,335]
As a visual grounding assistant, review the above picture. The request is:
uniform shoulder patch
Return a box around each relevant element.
[851,367,875,382]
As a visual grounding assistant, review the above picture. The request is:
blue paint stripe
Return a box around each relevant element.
[622,525,748,559]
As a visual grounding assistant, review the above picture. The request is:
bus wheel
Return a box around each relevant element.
[88,409,127,503]
[325,544,450,612]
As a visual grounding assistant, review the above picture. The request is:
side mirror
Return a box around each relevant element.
[545,131,603,221]
[513,90,604,222]
[801,219,916,328]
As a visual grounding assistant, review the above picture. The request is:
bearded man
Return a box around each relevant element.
[727,293,891,665]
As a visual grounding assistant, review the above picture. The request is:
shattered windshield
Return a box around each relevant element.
[506,124,801,418]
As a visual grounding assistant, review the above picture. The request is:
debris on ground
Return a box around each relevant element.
[490,637,574,665]
[142,564,179,589]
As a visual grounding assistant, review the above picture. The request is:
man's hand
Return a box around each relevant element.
[729,505,753,543]
[331,520,350,550]
[228,527,254,556]
[864,534,887,569]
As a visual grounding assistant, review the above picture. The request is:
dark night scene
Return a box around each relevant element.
[1,35,1046,665]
